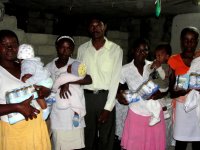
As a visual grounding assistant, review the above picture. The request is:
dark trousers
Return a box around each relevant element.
[84,90,115,150]
[175,141,200,150]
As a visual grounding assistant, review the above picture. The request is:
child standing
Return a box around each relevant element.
[149,44,172,119]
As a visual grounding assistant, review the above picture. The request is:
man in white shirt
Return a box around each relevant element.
[77,15,123,150]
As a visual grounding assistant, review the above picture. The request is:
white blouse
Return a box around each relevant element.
[120,60,153,116]
[0,66,26,122]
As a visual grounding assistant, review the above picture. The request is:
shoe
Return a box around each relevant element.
[163,110,170,119]
[149,117,161,126]
[72,114,79,127]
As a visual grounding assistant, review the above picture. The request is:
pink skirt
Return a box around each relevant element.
[121,109,166,150]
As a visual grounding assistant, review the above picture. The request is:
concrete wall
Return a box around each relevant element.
[0,15,128,65]
[2,13,200,65]
[127,16,173,60]
[0,14,174,64]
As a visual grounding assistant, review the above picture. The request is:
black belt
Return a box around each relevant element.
[84,89,108,94]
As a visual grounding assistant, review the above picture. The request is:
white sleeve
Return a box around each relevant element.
[189,57,200,73]
[147,63,154,73]
[156,66,165,80]
[120,67,126,84]
[52,73,83,91]
[21,61,36,76]
[104,47,123,111]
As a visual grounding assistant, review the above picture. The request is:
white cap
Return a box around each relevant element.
[17,44,35,59]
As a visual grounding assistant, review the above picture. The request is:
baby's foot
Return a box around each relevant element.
[149,117,161,126]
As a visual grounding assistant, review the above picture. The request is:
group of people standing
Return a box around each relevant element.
[0,14,200,150]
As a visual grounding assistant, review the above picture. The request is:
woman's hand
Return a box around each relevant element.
[34,85,51,99]
[59,83,71,99]
[116,91,129,105]
[149,90,167,100]
[170,89,191,98]
[16,96,40,120]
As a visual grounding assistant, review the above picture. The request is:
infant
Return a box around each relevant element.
[52,60,87,127]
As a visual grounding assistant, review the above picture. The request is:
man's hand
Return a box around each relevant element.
[17,96,40,120]
[98,109,111,124]
[59,83,71,99]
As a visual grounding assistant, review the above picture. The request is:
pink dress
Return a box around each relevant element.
[121,110,166,150]
[120,60,166,150]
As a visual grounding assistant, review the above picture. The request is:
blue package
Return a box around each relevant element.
[6,85,38,124]
[123,90,140,104]
[138,80,159,100]
[174,74,190,90]
[189,73,200,89]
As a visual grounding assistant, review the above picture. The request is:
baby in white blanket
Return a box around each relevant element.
[52,60,87,127]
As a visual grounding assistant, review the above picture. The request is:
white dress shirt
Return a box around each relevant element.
[77,38,123,111]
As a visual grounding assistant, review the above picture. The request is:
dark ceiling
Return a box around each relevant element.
[4,0,200,17]
[2,0,200,35]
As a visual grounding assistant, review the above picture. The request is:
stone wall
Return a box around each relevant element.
[0,15,128,65]
[0,14,176,63]
[4,13,200,65]
[128,16,173,60]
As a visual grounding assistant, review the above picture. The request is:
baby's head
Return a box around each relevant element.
[67,61,87,77]
[17,44,35,61]
[154,44,172,64]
